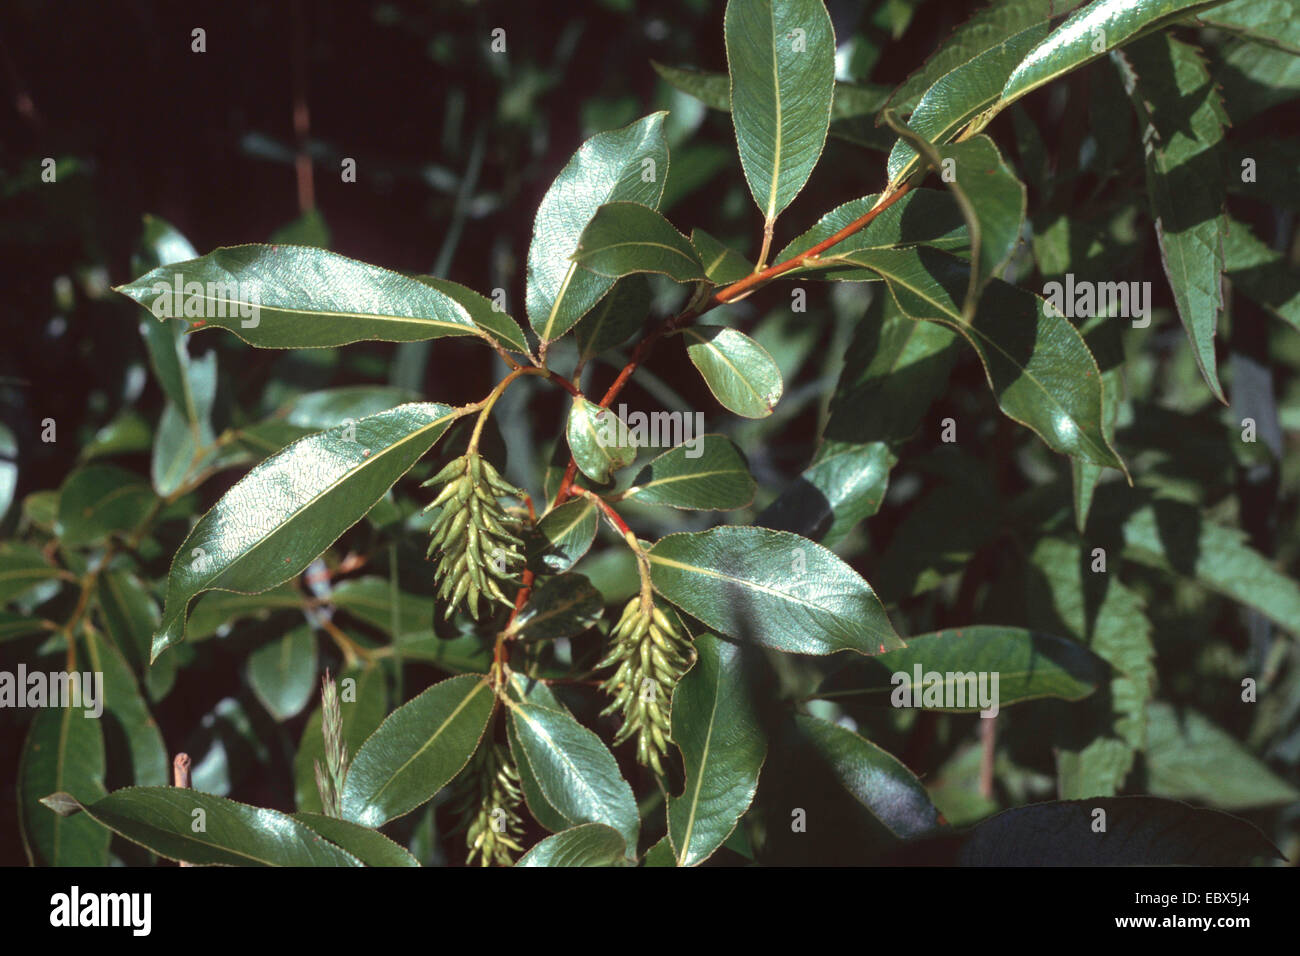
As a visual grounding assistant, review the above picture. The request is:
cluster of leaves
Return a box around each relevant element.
[4,0,1300,867]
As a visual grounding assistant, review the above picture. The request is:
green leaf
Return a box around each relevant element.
[652,61,732,110]
[248,625,318,721]
[153,403,460,660]
[270,208,331,247]
[508,702,640,849]
[566,396,637,483]
[1224,216,1300,333]
[292,812,420,866]
[342,674,495,827]
[186,583,303,642]
[133,215,201,415]
[84,629,169,788]
[691,228,755,284]
[43,788,362,866]
[295,663,387,813]
[19,704,109,865]
[839,246,1126,471]
[1199,0,1300,55]
[412,276,529,353]
[504,675,573,834]
[56,465,157,547]
[0,612,52,643]
[572,202,705,283]
[682,326,783,418]
[647,526,904,656]
[667,634,766,866]
[1145,703,1299,809]
[816,626,1110,709]
[0,542,65,605]
[573,276,651,364]
[510,572,605,641]
[278,386,420,430]
[116,245,501,349]
[96,571,158,673]
[725,0,836,223]
[517,823,631,867]
[1116,34,1227,402]
[151,350,218,496]
[527,499,598,574]
[624,435,755,510]
[527,113,669,344]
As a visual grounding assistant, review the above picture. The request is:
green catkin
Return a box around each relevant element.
[449,741,525,867]
[598,595,694,776]
[422,452,525,620]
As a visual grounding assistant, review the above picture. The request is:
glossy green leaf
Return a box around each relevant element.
[342,674,495,827]
[292,812,420,866]
[412,275,529,353]
[43,788,362,866]
[667,634,766,866]
[153,403,460,660]
[682,326,783,419]
[248,625,318,721]
[1199,0,1300,55]
[647,525,904,656]
[186,583,303,642]
[133,214,201,415]
[691,229,755,285]
[1116,34,1227,402]
[527,498,598,574]
[56,465,157,547]
[624,435,755,510]
[84,629,169,788]
[510,572,604,641]
[527,113,669,344]
[642,835,677,866]
[508,702,640,849]
[573,276,651,364]
[566,396,637,483]
[117,245,501,349]
[151,350,217,496]
[725,0,836,223]
[95,570,159,673]
[278,386,420,430]
[572,202,705,283]
[504,675,573,834]
[0,542,65,604]
[19,704,109,865]
[517,823,631,867]
[817,626,1110,708]
[295,663,388,813]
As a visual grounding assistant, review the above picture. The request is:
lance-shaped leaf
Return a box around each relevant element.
[57,465,157,547]
[574,276,652,364]
[517,823,632,867]
[0,542,66,605]
[837,246,1126,472]
[566,396,637,483]
[292,812,420,866]
[526,498,598,574]
[682,326,783,419]
[116,245,504,349]
[692,229,755,285]
[504,676,573,834]
[152,403,460,660]
[151,349,217,497]
[725,0,836,225]
[527,113,669,344]
[42,788,362,866]
[572,202,705,283]
[667,635,766,866]
[342,674,495,827]
[998,0,1233,109]
[623,435,755,510]
[1199,0,1300,55]
[132,214,201,417]
[886,24,1049,188]
[1115,34,1227,402]
[248,625,318,721]
[509,572,604,641]
[279,386,421,430]
[411,276,529,353]
[509,702,640,849]
[84,629,169,787]
[647,526,904,656]
[19,704,109,866]
[816,626,1110,708]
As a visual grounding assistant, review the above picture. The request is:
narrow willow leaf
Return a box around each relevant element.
[817,626,1110,708]
[19,705,109,866]
[667,635,766,866]
[998,0,1232,109]
[517,823,631,867]
[504,675,573,834]
[342,674,495,827]
[566,396,636,483]
[725,0,836,222]
[0,612,52,643]
[151,350,217,497]
[295,664,387,813]
[133,214,200,416]
[526,498,599,574]
[84,629,169,787]
[573,276,651,364]
[411,276,529,353]
[647,525,904,656]
[248,625,318,721]
[292,812,420,866]
[682,326,783,419]
[572,202,705,283]
[1145,703,1299,809]
[56,465,157,547]
[43,788,362,866]
[1199,0,1300,55]
[509,702,640,849]
[838,246,1125,471]
[153,403,459,660]
[527,113,669,344]
[886,24,1049,188]
[511,572,604,641]
[624,435,755,510]
[186,583,303,643]
[116,245,502,349]
[279,386,420,430]
[1116,35,1227,402]
[691,229,755,285]
[0,542,65,605]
